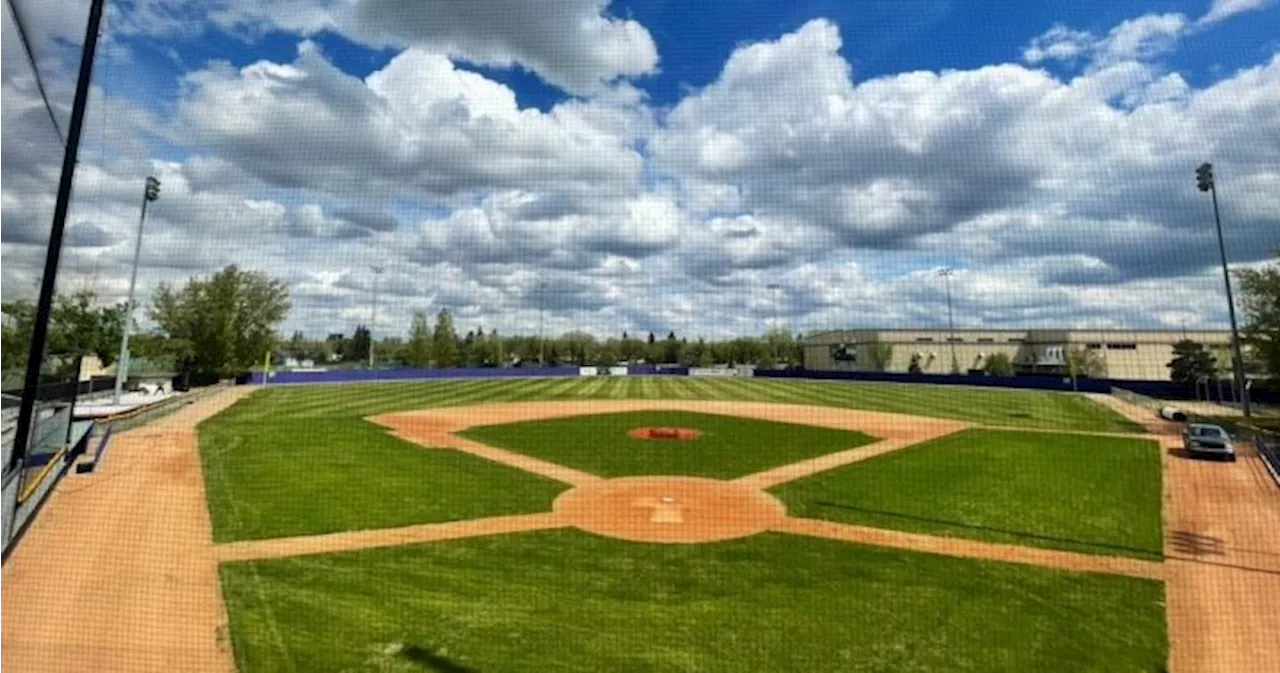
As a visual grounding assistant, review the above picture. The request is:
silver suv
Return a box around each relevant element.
[1182,423,1236,462]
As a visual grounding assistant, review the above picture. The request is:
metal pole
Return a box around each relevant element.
[113,191,151,404]
[537,281,547,365]
[767,284,781,363]
[1210,183,1252,416]
[941,269,958,373]
[9,0,107,475]
[368,266,382,369]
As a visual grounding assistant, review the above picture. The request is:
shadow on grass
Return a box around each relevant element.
[400,644,478,672]
[813,501,1162,559]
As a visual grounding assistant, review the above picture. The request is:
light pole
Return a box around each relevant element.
[113,175,161,405]
[368,266,384,369]
[537,280,548,365]
[1197,163,1251,416]
[938,268,959,374]
[766,283,782,364]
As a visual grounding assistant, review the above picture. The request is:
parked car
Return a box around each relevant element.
[1182,423,1237,462]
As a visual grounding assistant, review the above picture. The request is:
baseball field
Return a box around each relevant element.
[203,377,1167,671]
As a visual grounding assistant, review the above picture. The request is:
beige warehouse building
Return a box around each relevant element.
[802,329,1233,381]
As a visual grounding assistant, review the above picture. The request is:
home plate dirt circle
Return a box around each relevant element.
[552,476,788,543]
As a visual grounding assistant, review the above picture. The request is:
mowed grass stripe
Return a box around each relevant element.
[304,379,495,418]
[607,377,635,398]
[678,377,733,400]
[469,378,569,404]
[703,378,784,402]
[435,379,559,407]
[748,379,845,407]
[541,377,601,399]
[655,376,698,399]
[494,377,585,402]
[272,380,441,415]
[572,376,614,399]
[638,376,659,399]
[279,379,481,418]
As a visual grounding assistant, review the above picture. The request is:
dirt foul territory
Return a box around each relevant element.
[627,426,701,440]
[4,394,1276,673]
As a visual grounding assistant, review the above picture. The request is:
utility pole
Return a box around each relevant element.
[939,268,959,374]
[1197,163,1251,417]
[113,176,161,404]
[368,266,383,369]
[10,0,108,475]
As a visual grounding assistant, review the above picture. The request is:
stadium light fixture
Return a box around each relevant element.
[1196,162,1251,416]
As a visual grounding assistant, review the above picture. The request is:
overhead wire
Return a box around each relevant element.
[4,0,68,146]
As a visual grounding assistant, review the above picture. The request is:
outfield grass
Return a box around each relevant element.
[200,414,566,542]
[774,429,1164,560]
[221,529,1167,673]
[459,410,875,479]
[226,376,1142,433]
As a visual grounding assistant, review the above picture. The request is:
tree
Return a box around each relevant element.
[762,328,797,367]
[1065,346,1106,391]
[594,343,619,367]
[864,343,894,372]
[1168,340,1216,386]
[325,333,349,361]
[2,291,127,371]
[430,309,458,367]
[286,331,306,357]
[485,329,505,366]
[663,331,682,364]
[350,325,371,364]
[148,266,290,376]
[983,352,1015,376]
[405,311,432,366]
[1237,253,1280,375]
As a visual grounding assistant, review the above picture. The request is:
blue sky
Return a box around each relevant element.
[114,0,1280,112]
[3,0,1279,338]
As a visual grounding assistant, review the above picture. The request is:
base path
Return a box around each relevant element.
[215,512,566,563]
[774,517,1163,580]
[2,386,252,673]
[1097,395,1280,672]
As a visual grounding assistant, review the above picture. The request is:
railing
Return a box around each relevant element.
[1240,425,1280,488]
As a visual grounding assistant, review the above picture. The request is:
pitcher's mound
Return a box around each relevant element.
[628,426,701,440]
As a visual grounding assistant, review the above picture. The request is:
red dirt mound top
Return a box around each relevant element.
[628,426,701,440]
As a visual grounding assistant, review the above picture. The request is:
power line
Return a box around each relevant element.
[4,0,67,146]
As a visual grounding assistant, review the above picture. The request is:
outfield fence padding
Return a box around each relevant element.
[255,366,583,385]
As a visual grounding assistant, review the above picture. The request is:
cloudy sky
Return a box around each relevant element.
[3,0,1278,340]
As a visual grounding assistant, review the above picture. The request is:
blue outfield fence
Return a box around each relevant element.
[253,366,583,385]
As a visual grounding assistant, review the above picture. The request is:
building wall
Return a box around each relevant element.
[803,329,1232,381]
